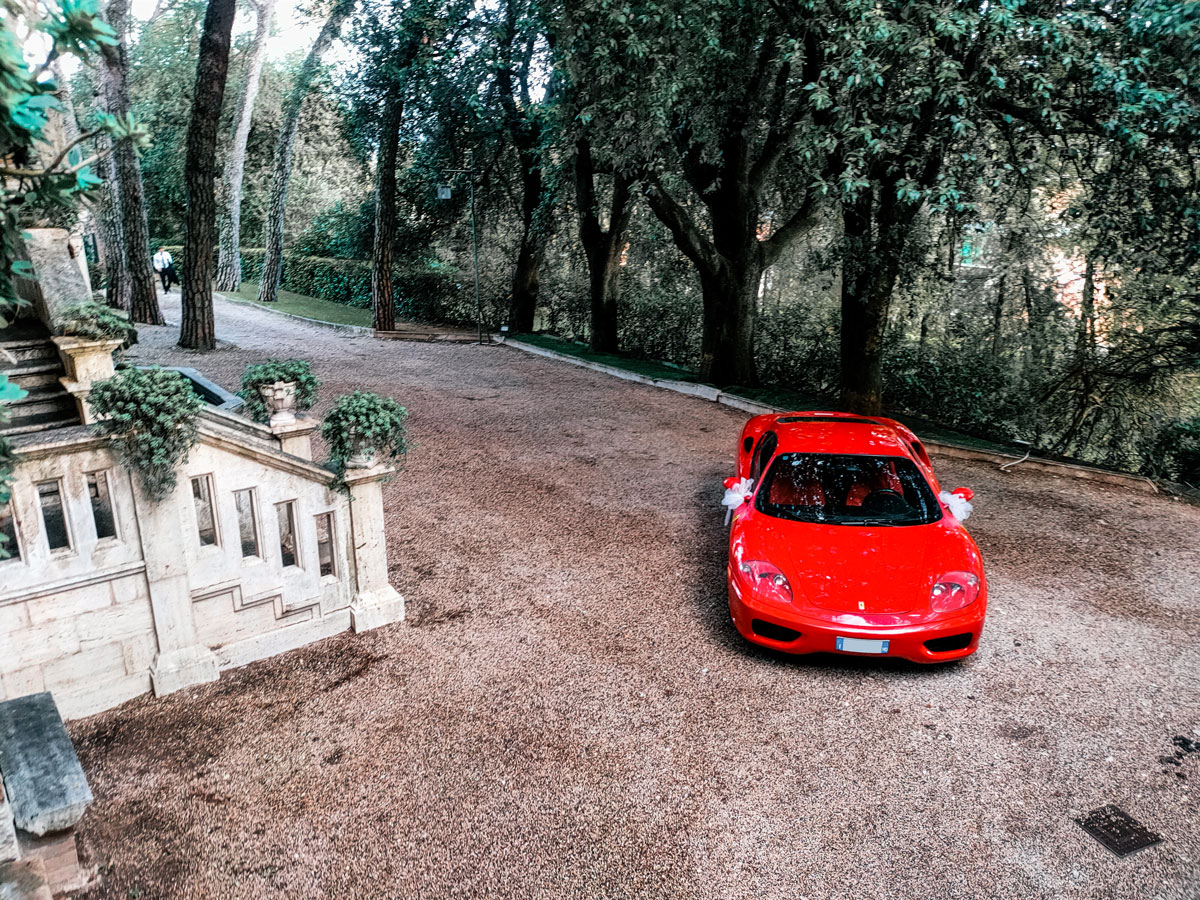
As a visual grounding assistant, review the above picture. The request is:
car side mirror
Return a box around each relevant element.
[951,487,974,502]
[723,476,738,490]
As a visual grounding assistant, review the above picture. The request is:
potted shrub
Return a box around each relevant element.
[238,359,319,426]
[88,367,202,501]
[322,391,408,480]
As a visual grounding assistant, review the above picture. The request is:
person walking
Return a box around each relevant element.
[153,246,176,292]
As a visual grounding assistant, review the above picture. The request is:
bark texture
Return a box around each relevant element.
[837,184,917,415]
[178,0,239,350]
[101,0,163,325]
[215,0,277,292]
[574,139,631,354]
[371,91,403,332]
[496,0,551,333]
[95,131,129,310]
[257,0,354,304]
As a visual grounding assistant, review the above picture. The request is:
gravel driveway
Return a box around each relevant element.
[68,293,1200,900]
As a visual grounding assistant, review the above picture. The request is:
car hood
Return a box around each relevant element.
[748,516,972,614]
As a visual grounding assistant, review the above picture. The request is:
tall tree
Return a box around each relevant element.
[371,85,403,331]
[178,0,239,349]
[562,1,824,386]
[100,0,164,324]
[573,137,632,353]
[493,0,553,333]
[215,0,277,292]
[352,0,435,331]
[257,0,356,304]
[95,130,129,309]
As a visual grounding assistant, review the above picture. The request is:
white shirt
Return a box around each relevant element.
[153,250,172,271]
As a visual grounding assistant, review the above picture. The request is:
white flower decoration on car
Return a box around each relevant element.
[722,477,755,512]
[939,489,973,521]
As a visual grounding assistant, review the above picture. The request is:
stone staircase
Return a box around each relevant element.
[0,321,79,437]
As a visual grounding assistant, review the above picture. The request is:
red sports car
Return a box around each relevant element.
[724,411,986,663]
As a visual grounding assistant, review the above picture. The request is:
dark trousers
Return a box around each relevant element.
[159,269,170,291]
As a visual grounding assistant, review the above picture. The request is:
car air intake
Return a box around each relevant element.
[924,633,973,653]
[751,619,800,642]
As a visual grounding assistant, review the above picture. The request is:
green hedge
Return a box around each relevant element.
[160,246,469,325]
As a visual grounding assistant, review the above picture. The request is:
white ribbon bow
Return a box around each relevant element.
[939,490,973,522]
[722,477,755,524]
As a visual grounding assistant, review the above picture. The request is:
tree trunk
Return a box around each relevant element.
[258,0,354,304]
[700,173,761,387]
[838,189,908,415]
[95,131,130,309]
[215,0,276,292]
[575,138,631,354]
[178,0,238,350]
[1021,266,1046,377]
[698,260,760,386]
[507,154,545,332]
[371,91,403,332]
[102,0,163,325]
[991,271,1007,361]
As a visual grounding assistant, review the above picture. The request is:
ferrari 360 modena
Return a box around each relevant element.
[724,411,986,663]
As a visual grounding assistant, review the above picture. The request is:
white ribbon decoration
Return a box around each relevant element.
[939,490,973,522]
[722,477,754,524]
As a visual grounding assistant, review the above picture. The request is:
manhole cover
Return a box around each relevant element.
[1076,805,1163,857]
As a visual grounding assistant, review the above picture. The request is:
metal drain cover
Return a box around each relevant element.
[1076,805,1163,857]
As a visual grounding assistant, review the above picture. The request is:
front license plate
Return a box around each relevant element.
[836,637,889,654]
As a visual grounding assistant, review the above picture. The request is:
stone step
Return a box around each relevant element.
[5,371,59,391]
[5,383,66,405]
[0,361,61,379]
[5,393,73,420]
[0,341,58,365]
[0,409,79,436]
[0,857,53,900]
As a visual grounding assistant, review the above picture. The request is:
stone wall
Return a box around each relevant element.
[1,408,404,720]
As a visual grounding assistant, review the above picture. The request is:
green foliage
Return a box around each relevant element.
[321,390,408,482]
[238,358,320,424]
[1152,419,1200,485]
[236,247,464,323]
[0,0,146,322]
[292,199,374,259]
[56,300,137,344]
[88,367,202,502]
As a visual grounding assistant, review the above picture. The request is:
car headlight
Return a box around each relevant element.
[738,560,793,603]
[930,571,981,612]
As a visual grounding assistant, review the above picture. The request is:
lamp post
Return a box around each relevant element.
[438,152,483,344]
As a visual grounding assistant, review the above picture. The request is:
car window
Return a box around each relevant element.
[755,453,942,526]
[749,430,777,482]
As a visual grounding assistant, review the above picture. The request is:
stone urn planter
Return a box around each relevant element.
[344,427,377,469]
[51,335,123,424]
[258,381,298,426]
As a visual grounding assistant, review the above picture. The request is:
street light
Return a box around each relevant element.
[438,152,483,344]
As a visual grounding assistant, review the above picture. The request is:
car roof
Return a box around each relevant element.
[762,411,916,459]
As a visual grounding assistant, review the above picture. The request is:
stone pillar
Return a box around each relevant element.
[268,417,317,460]
[20,229,92,328]
[51,336,122,425]
[344,463,405,632]
[130,481,219,694]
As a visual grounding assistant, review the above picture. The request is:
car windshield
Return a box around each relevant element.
[755,453,941,526]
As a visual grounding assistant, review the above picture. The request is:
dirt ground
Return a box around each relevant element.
[67,292,1199,900]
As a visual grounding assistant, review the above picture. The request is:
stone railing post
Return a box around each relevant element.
[268,417,317,460]
[51,336,122,425]
[344,462,405,632]
[129,479,219,694]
